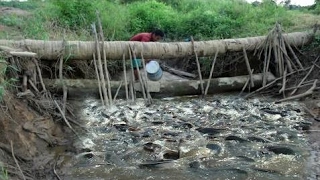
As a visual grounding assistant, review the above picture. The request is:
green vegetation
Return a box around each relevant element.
[0,164,8,180]
[0,57,19,101]
[0,0,319,41]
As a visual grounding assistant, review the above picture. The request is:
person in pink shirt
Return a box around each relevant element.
[130,29,164,80]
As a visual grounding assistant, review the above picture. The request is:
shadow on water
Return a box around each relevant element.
[62,94,311,180]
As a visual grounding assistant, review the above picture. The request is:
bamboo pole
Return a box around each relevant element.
[245,66,312,98]
[205,51,218,95]
[128,47,136,102]
[93,53,104,106]
[277,79,318,103]
[113,80,123,101]
[239,69,254,96]
[141,52,152,104]
[130,45,146,100]
[59,38,68,114]
[97,11,113,106]
[191,36,204,96]
[279,67,287,98]
[91,23,109,106]
[122,53,129,101]
[243,47,254,87]
[290,65,315,95]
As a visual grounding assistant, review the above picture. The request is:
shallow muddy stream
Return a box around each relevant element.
[61,94,314,180]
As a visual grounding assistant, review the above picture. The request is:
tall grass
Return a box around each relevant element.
[0,165,8,180]
[0,0,318,41]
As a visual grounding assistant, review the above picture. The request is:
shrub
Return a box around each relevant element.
[127,0,178,38]
[51,0,96,30]
[95,1,131,40]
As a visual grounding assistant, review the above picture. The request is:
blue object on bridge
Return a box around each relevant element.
[146,61,163,81]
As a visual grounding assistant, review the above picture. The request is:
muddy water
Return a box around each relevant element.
[63,94,312,180]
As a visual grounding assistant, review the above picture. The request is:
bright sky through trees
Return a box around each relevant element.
[245,0,315,6]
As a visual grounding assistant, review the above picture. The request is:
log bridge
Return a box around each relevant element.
[0,30,315,99]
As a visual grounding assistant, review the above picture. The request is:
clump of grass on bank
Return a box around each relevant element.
[0,165,8,180]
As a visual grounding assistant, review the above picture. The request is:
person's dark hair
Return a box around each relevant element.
[151,29,164,37]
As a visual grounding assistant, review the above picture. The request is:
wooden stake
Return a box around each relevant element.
[205,51,218,95]
[243,47,254,87]
[141,52,152,104]
[279,67,287,98]
[128,47,136,102]
[59,39,68,114]
[122,53,129,101]
[10,141,26,180]
[191,36,204,96]
[28,79,39,93]
[113,80,123,101]
[239,69,254,96]
[277,79,317,103]
[245,66,312,98]
[284,81,316,91]
[130,45,146,100]
[33,58,47,92]
[290,65,315,96]
[284,39,304,69]
[54,100,79,136]
[93,53,104,106]
[91,23,109,106]
[97,11,113,106]
[22,74,28,91]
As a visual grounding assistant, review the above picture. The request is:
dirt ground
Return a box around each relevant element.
[0,92,76,180]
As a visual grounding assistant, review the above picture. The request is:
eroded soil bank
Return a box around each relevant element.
[0,92,77,180]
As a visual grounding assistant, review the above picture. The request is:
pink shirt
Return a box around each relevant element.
[130,33,152,42]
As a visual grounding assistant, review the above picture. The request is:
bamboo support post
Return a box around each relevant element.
[141,52,152,104]
[54,100,79,137]
[191,36,204,96]
[284,81,316,91]
[239,69,254,96]
[129,45,146,100]
[262,43,272,86]
[97,11,113,106]
[128,47,136,102]
[277,79,317,103]
[93,53,104,106]
[245,66,312,98]
[59,39,67,114]
[243,47,254,87]
[32,58,47,92]
[278,44,295,72]
[205,51,218,95]
[10,141,26,180]
[279,67,287,98]
[122,53,129,101]
[290,65,315,96]
[265,44,272,84]
[284,39,304,69]
[22,74,28,91]
[113,80,123,101]
[28,79,39,93]
[91,23,109,106]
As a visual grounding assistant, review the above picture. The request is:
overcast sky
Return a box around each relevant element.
[245,0,315,6]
